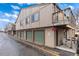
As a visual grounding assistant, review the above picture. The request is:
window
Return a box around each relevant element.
[53,13,58,23]
[55,13,58,22]
[26,17,30,24]
[32,13,39,22]
[20,20,23,26]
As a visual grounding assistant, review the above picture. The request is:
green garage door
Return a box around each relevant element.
[34,31,44,45]
[21,31,24,39]
[27,31,33,42]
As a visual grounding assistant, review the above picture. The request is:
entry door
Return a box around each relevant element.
[56,30,58,46]
[63,29,67,45]
[56,29,67,46]
[58,29,64,46]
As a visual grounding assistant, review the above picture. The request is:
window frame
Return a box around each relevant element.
[20,20,23,27]
[31,12,40,23]
[26,16,30,24]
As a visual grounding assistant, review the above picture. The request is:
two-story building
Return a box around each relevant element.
[15,3,76,53]
[5,23,16,36]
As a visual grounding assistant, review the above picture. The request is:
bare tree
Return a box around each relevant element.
[74,8,79,26]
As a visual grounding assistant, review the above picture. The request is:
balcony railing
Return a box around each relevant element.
[52,11,75,26]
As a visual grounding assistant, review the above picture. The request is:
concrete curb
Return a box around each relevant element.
[16,39,59,56]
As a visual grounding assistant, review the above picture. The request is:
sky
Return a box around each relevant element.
[0,3,34,30]
[0,3,79,30]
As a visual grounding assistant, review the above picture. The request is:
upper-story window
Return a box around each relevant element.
[20,20,23,27]
[26,17,30,24]
[31,13,39,23]
[53,13,58,23]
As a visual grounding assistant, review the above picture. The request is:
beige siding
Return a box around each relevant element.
[16,10,23,30]
[40,4,53,27]
[23,31,26,40]
[45,28,55,48]
[16,4,56,30]
[58,12,64,21]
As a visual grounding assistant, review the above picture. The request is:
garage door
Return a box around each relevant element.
[34,30,44,45]
[27,31,33,42]
[18,31,20,39]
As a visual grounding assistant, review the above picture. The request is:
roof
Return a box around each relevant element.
[22,3,50,10]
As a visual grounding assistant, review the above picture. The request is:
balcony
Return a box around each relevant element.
[52,11,76,27]
[52,19,70,26]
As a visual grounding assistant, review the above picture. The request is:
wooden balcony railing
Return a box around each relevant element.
[52,11,75,26]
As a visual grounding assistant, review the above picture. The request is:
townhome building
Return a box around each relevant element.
[5,23,16,36]
[75,25,79,35]
[15,3,76,53]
